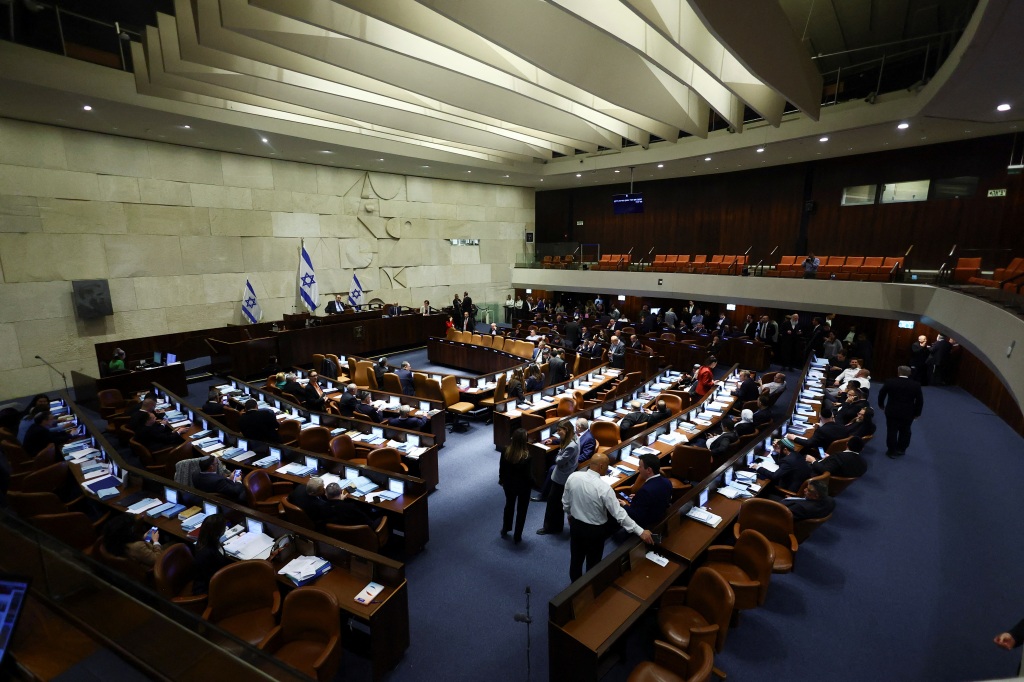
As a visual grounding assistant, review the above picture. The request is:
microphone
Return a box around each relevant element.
[514,613,532,624]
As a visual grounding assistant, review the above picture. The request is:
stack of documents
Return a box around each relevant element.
[224,532,275,560]
[717,484,753,499]
[686,507,723,528]
[181,513,207,532]
[278,462,317,477]
[127,498,162,515]
[278,556,332,586]
[253,453,280,468]
[658,432,687,446]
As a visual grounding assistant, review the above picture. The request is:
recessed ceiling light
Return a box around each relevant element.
[704,157,711,161]
[997,103,1011,112]
[378,158,384,162]
[420,165,430,168]
[82,105,92,111]
[614,169,620,173]
[576,173,582,177]
[503,175,510,178]
[182,124,191,129]
[261,137,269,143]
[819,136,828,142]
[466,170,472,173]
[897,122,909,130]
[755,146,765,153]
[539,179,543,182]
[320,150,333,154]
[657,164,664,168]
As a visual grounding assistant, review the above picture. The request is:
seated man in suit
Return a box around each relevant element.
[288,477,328,526]
[751,395,774,428]
[202,388,225,416]
[756,438,812,492]
[732,370,760,404]
[280,373,306,402]
[337,383,359,416]
[325,293,346,315]
[834,387,868,425]
[387,404,428,431]
[760,372,787,398]
[629,334,643,350]
[355,391,382,423]
[22,411,70,457]
[321,482,373,529]
[808,436,868,478]
[618,400,652,432]
[396,362,416,396]
[238,399,279,443]
[620,454,672,529]
[795,407,846,454]
[192,456,246,503]
[704,418,741,456]
[302,370,327,411]
[608,335,626,369]
[129,409,185,451]
[645,400,671,425]
[781,477,835,521]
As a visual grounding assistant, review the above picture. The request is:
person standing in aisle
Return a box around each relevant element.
[499,428,533,544]
[877,365,924,459]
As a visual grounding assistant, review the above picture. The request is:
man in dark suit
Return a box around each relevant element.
[779,313,806,370]
[618,400,651,432]
[926,334,952,385]
[280,373,306,402]
[387,405,428,431]
[462,291,474,327]
[548,350,569,384]
[576,419,596,463]
[758,439,812,492]
[129,409,185,451]
[563,318,581,349]
[396,361,416,396]
[794,408,846,453]
[238,399,280,443]
[835,388,868,426]
[751,396,774,428]
[23,411,70,457]
[288,477,327,525]
[877,365,924,458]
[355,391,382,423]
[321,482,373,529]
[804,317,826,357]
[732,370,760,404]
[337,384,359,416]
[910,334,931,384]
[192,456,246,503]
[809,436,868,478]
[621,454,673,529]
[781,478,835,521]
[325,294,346,315]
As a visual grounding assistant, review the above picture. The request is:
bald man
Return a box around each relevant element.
[562,453,654,581]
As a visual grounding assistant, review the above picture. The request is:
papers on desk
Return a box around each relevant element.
[146,501,177,517]
[692,418,713,427]
[127,498,162,515]
[278,556,332,586]
[735,470,758,484]
[83,475,121,496]
[686,507,723,528]
[633,446,659,457]
[195,439,226,455]
[81,465,109,481]
[756,458,780,473]
[220,447,250,461]
[189,430,214,441]
[645,552,670,568]
[168,420,191,429]
[351,476,379,496]
[224,532,275,560]
[253,453,281,468]
[278,462,317,477]
[593,414,616,422]
[678,422,700,434]
[658,432,687,446]
[355,581,385,605]
[620,452,640,467]
[788,424,812,436]
[717,485,752,499]
[375,490,401,502]
[181,512,207,532]
[322,386,340,395]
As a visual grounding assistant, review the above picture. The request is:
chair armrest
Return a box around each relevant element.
[688,624,719,653]
[789,534,799,552]
[270,590,281,616]
[271,481,293,495]
[704,545,734,563]
[254,500,282,514]
[729,578,761,592]
[312,634,339,672]
[258,625,282,651]
[660,586,688,607]
[90,510,112,530]
[652,640,691,671]
[171,594,208,610]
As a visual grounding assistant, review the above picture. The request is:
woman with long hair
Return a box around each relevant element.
[192,513,230,595]
[538,421,578,536]
[506,367,526,401]
[499,428,533,544]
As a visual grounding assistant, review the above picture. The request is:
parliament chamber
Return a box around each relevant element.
[2,1,1024,681]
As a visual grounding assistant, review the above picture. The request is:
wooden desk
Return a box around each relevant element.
[73,363,188,405]
[426,337,526,374]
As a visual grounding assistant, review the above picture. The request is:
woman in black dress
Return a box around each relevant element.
[192,513,231,595]
[499,428,533,544]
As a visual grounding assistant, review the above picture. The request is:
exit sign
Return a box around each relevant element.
[988,188,1007,197]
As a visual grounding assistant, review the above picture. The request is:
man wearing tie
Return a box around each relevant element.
[462,291,474,327]
[325,294,346,315]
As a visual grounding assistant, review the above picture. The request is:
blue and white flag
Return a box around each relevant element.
[298,244,319,312]
[241,279,262,324]
[347,273,364,308]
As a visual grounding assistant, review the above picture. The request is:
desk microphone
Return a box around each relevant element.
[514,585,533,680]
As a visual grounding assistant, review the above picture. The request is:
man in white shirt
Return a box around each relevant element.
[562,453,653,581]
[420,300,431,315]
[504,294,515,323]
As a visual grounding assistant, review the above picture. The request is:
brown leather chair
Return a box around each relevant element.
[8,491,74,518]
[0,439,31,468]
[278,420,300,446]
[366,447,408,474]
[154,543,207,614]
[326,354,344,381]
[589,421,620,454]
[203,560,281,645]
[627,641,714,682]
[480,373,507,408]
[665,445,715,487]
[312,353,325,370]
[129,438,174,477]
[777,472,830,499]
[258,587,342,682]
[828,475,858,496]
[324,516,390,553]
[298,426,332,454]
[733,498,799,573]
[703,529,775,612]
[221,405,241,431]
[12,442,57,474]
[97,541,153,584]
[412,372,431,398]
[440,375,475,432]
[282,498,315,530]
[16,461,72,498]
[328,435,367,466]
[382,373,403,394]
[97,388,126,418]
[544,396,575,423]
[354,361,375,389]
[825,436,853,456]
[244,470,292,515]
[31,512,100,554]
[794,513,833,543]
[656,393,684,415]
[657,567,735,659]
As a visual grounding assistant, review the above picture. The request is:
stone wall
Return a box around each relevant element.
[0,118,534,401]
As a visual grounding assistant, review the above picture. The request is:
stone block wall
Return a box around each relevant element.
[0,118,534,400]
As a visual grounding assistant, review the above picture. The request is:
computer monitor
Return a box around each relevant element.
[166,352,177,364]
[0,574,31,669]
[153,351,163,365]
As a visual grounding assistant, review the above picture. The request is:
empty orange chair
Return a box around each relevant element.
[258,588,343,682]
[841,256,864,273]
[204,560,281,645]
[952,257,982,283]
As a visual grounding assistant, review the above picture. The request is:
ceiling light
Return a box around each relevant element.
[539,179,543,182]
[819,136,828,142]
[182,124,191,129]
[420,165,430,168]
[82,105,92,111]
[503,175,510,178]
[657,164,664,168]
[320,150,333,154]
[466,170,472,173]
[756,146,765,153]
[614,170,620,173]
[997,103,1011,112]
[378,158,384,162]
[897,122,909,130]
[260,137,269,143]
[704,157,711,162]
[576,173,582,177]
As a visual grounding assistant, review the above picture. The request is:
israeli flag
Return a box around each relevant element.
[298,244,319,312]
[348,273,364,308]
[241,280,262,324]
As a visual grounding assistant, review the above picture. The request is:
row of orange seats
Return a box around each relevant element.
[960,256,1024,292]
[590,254,632,271]
[768,255,902,281]
[648,254,749,274]
[541,255,575,269]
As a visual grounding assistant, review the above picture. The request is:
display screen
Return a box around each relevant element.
[612,193,644,214]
